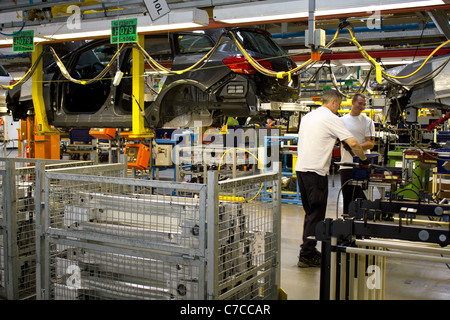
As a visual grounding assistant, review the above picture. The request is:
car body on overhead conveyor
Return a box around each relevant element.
[369,53,450,126]
[6,27,299,129]
[0,63,14,115]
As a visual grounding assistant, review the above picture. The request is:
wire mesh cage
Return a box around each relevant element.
[0,170,4,222]
[45,165,205,254]
[210,172,281,300]
[49,241,203,300]
[43,164,208,300]
[41,166,280,300]
[13,166,37,299]
[0,166,7,297]
[0,158,94,300]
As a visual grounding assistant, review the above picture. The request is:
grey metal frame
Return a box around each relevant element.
[39,165,280,300]
[42,164,205,299]
[329,239,450,300]
[318,218,450,300]
[207,171,281,300]
[0,158,94,299]
[0,168,8,298]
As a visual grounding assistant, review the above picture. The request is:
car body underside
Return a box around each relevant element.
[7,28,300,129]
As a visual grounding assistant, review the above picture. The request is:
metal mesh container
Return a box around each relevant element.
[209,173,281,300]
[0,158,95,299]
[42,166,280,300]
[51,243,201,300]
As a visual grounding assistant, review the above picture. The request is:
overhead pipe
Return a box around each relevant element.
[0,0,84,13]
[308,0,316,49]
[271,22,438,39]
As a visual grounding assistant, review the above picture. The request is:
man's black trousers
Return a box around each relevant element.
[296,171,328,258]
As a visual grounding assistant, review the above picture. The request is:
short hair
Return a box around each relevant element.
[352,93,366,102]
[322,89,343,105]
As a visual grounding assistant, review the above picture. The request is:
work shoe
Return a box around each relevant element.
[297,251,321,268]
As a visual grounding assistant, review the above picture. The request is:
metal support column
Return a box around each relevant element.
[131,34,152,139]
[34,162,45,300]
[308,0,316,49]
[308,0,320,60]
[206,170,218,300]
[272,170,282,300]
[4,160,18,299]
[319,220,332,300]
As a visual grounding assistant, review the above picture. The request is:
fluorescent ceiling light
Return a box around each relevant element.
[308,60,337,68]
[0,9,208,42]
[315,0,444,16]
[309,62,337,67]
[50,9,209,39]
[0,39,13,45]
[34,37,49,42]
[300,100,318,104]
[137,9,209,32]
[214,0,444,24]
[213,0,309,24]
[138,22,204,32]
[51,29,111,40]
[381,60,417,65]
[0,36,48,46]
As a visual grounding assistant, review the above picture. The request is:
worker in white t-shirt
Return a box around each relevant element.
[340,93,375,215]
[295,89,368,268]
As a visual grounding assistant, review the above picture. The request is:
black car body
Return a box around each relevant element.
[7,28,299,128]
[369,53,450,125]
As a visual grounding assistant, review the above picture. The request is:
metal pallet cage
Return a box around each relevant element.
[0,158,94,300]
[41,165,280,300]
[208,172,281,300]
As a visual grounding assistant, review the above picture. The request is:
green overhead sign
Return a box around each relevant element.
[13,30,34,52]
[111,18,137,44]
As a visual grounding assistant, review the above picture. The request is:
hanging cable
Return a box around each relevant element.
[357,66,374,93]
[227,27,343,81]
[48,43,126,85]
[326,63,346,97]
[345,26,450,81]
[0,47,45,90]
[133,33,226,75]
[0,21,25,36]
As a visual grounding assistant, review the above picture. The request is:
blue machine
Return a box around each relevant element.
[352,153,381,180]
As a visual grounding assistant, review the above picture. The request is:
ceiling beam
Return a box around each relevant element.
[275,28,446,50]
[0,0,82,13]
[427,9,450,39]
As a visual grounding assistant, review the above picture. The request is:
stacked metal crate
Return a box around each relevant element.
[0,158,94,300]
[43,164,204,300]
[42,166,281,300]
